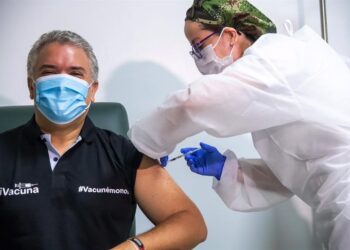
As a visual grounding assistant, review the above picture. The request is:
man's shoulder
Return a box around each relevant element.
[93,126,143,171]
[0,124,28,158]
[93,126,138,152]
[0,124,26,142]
[83,117,130,145]
[95,126,141,152]
[94,126,128,142]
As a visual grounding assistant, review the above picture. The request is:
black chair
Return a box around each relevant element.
[0,102,136,236]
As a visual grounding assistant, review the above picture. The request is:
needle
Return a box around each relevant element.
[169,148,200,162]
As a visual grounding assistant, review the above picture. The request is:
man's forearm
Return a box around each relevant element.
[112,210,207,250]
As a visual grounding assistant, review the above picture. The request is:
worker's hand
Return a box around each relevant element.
[159,156,168,167]
[181,142,226,180]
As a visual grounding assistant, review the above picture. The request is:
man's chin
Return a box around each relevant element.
[34,107,88,130]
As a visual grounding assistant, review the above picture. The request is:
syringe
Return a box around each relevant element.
[169,148,201,162]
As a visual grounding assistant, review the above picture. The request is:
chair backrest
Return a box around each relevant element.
[0,102,136,236]
[0,102,129,136]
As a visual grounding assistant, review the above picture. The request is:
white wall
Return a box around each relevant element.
[1,0,349,249]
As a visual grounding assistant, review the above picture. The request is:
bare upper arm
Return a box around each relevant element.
[135,155,198,225]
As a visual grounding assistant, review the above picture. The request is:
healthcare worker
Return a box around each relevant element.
[128,0,350,249]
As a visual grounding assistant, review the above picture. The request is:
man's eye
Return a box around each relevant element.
[71,72,83,77]
[41,71,55,76]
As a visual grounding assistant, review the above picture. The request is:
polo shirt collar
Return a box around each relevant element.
[23,115,97,143]
[80,116,97,143]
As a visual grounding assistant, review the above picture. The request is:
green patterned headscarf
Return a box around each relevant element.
[185,0,276,41]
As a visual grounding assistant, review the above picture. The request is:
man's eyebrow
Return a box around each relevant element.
[38,65,87,72]
[69,66,86,72]
[38,64,57,71]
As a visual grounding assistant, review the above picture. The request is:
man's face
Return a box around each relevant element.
[28,42,98,104]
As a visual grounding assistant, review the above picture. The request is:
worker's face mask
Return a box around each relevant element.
[193,28,234,75]
[34,74,93,125]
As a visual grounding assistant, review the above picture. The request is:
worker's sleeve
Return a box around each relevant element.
[340,54,350,69]
[213,150,293,211]
[128,53,302,159]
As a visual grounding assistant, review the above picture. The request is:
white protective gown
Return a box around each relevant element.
[128,26,350,249]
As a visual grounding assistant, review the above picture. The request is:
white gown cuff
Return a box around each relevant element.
[212,150,239,203]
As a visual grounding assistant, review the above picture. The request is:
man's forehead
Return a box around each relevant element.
[35,42,90,68]
[38,42,86,58]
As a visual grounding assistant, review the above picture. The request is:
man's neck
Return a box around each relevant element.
[35,110,85,155]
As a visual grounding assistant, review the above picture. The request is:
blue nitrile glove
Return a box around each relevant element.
[180,142,226,180]
[159,156,169,167]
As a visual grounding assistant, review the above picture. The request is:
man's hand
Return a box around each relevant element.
[181,142,226,180]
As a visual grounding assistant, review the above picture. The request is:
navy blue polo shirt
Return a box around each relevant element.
[0,116,143,250]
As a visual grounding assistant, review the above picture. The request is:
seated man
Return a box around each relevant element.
[0,30,207,250]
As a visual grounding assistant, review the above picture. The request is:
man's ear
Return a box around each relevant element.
[27,77,35,100]
[90,81,99,102]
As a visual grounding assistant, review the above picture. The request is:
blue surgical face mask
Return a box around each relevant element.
[34,74,93,125]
